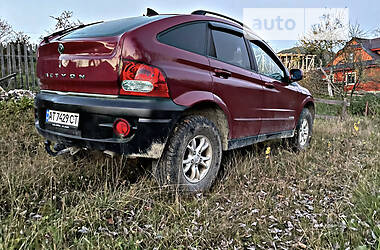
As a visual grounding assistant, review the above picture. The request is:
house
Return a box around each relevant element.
[325,37,380,93]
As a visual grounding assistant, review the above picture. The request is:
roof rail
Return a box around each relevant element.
[191,10,244,27]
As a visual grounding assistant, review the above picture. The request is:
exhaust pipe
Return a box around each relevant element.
[44,140,80,157]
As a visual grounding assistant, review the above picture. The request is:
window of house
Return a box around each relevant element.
[349,52,354,62]
[345,72,356,84]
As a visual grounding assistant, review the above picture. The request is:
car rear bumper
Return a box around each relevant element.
[34,92,186,158]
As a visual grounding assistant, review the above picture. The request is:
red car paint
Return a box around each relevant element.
[36,14,313,141]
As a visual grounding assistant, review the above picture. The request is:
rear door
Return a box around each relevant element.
[248,40,299,134]
[208,22,264,138]
[155,21,213,102]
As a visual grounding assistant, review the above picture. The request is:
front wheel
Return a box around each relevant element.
[289,108,313,151]
[154,115,222,192]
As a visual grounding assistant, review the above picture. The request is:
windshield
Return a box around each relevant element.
[61,15,169,39]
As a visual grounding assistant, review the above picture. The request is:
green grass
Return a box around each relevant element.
[315,102,343,116]
[0,98,379,249]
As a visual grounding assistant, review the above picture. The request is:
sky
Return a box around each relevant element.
[1,0,379,52]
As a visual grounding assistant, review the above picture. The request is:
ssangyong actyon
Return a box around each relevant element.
[35,9,315,192]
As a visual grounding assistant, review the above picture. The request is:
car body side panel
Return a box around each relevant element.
[120,16,313,140]
[258,75,300,134]
[208,58,265,138]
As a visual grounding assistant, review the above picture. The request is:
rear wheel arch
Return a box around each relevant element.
[182,102,230,151]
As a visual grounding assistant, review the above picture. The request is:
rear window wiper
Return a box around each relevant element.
[43,21,104,43]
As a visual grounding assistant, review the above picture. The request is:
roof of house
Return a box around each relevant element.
[353,37,380,61]
[277,46,307,54]
[356,37,380,50]
[325,37,380,70]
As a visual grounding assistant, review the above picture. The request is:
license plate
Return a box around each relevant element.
[46,109,79,128]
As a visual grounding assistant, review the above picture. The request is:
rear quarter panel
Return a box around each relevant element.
[121,16,214,102]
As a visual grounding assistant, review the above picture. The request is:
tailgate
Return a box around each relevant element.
[36,36,122,95]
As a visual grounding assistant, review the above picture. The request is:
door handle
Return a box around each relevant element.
[214,69,231,79]
[264,82,275,88]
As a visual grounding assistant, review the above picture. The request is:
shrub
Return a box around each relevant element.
[349,94,380,117]
[0,96,34,113]
[299,70,327,96]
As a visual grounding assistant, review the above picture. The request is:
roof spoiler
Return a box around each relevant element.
[42,21,103,43]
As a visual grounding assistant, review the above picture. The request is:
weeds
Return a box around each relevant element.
[0,99,379,249]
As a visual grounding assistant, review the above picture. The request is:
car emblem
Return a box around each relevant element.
[58,43,64,54]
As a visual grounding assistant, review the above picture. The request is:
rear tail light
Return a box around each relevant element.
[119,60,169,98]
[113,118,131,138]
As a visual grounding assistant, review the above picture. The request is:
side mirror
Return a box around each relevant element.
[290,69,303,82]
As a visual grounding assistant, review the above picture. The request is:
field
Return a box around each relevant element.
[0,98,379,249]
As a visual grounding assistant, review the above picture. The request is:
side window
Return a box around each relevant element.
[210,29,250,69]
[158,22,207,55]
[250,41,284,81]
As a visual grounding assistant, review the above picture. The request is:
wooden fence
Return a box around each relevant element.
[0,43,38,90]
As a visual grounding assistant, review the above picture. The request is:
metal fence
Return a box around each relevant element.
[0,43,38,90]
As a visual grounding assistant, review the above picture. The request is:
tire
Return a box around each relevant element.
[154,115,222,192]
[289,108,313,151]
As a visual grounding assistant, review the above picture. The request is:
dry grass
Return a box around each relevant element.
[0,98,379,249]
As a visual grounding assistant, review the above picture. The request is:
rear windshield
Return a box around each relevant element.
[61,16,169,39]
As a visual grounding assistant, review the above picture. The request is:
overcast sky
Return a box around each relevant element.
[1,0,379,52]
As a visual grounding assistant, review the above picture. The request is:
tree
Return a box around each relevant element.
[50,11,82,30]
[374,26,380,37]
[299,11,348,97]
[9,31,31,45]
[299,12,347,66]
[40,10,83,41]
[0,18,13,42]
[1,18,30,45]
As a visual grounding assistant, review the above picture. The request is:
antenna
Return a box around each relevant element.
[146,8,159,17]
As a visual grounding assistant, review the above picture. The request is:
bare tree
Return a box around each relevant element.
[9,31,31,45]
[374,26,380,37]
[349,22,368,39]
[299,13,347,65]
[39,10,83,41]
[299,12,348,97]
[50,11,82,30]
[0,18,13,42]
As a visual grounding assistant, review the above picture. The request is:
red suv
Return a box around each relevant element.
[35,9,314,192]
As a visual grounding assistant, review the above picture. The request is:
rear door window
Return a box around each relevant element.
[210,29,250,69]
[157,22,207,55]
